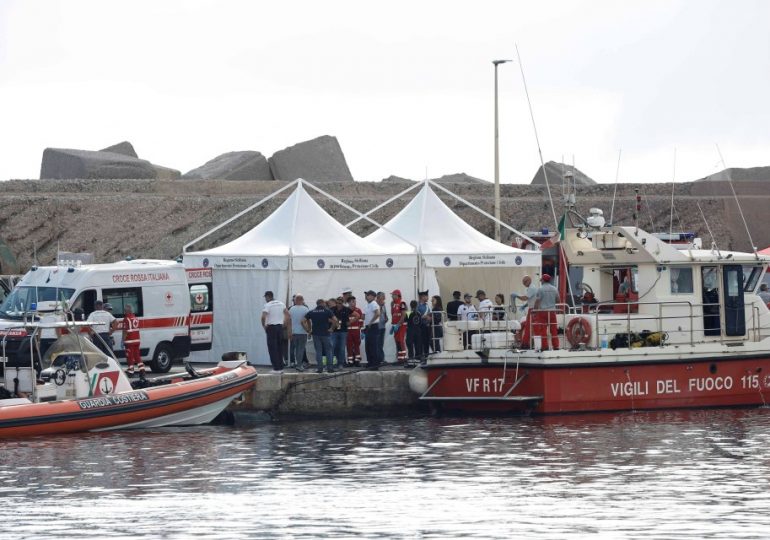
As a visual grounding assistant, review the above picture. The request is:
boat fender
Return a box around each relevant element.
[566,317,592,348]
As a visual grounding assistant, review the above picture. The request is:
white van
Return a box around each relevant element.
[0,260,213,372]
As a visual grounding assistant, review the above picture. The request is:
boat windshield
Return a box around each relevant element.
[0,286,75,320]
[42,333,108,372]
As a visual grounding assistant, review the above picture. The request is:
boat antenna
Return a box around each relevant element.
[716,144,758,259]
[515,44,559,231]
[609,149,621,225]
[696,201,721,258]
[668,148,677,239]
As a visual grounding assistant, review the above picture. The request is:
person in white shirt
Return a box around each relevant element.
[362,290,382,368]
[456,293,478,321]
[87,300,117,356]
[261,290,290,372]
[456,293,478,349]
[475,290,494,322]
[512,275,538,321]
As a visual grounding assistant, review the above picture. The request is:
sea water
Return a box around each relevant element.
[1,409,770,538]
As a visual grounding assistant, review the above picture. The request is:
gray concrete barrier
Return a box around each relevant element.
[232,369,421,419]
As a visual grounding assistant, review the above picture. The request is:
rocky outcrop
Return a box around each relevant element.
[183,151,272,181]
[40,148,157,180]
[100,141,138,158]
[152,164,182,180]
[696,166,770,182]
[269,135,353,182]
[433,173,489,185]
[40,142,181,180]
[531,161,596,186]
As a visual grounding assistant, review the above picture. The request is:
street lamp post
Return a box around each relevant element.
[493,59,511,242]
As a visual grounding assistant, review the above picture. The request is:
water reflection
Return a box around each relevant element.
[2,409,770,538]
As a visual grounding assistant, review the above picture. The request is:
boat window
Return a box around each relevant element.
[726,268,740,297]
[102,287,143,317]
[189,284,212,312]
[0,286,75,320]
[609,267,638,295]
[742,266,762,292]
[670,267,694,294]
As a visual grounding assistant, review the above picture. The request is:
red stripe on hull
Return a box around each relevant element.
[425,357,770,414]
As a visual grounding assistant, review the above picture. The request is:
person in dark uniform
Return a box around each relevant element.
[446,290,463,321]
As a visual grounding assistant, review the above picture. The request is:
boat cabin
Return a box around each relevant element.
[559,224,769,347]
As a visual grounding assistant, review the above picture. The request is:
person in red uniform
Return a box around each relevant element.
[390,289,408,363]
[346,296,363,366]
[122,303,144,376]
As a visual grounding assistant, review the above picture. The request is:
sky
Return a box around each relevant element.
[0,0,768,184]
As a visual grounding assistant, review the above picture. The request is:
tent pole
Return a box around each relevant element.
[183,179,300,253]
[428,180,541,247]
[344,181,422,228]
[286,181,304,304]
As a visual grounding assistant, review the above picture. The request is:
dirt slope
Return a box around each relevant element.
[0,178,768,271]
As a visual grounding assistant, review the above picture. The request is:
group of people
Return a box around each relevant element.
[261,288,445,373]
[260,273,563,372]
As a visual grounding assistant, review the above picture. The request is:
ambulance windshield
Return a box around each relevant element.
[0,286,75,320]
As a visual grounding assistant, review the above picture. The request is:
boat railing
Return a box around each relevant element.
[428,297,762,354]
[525,298,760,350]
[431,309,520,353]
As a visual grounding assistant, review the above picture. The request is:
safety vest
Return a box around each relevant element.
[123,313,140,344]
[391,301,406,325]
[347,307,363,331]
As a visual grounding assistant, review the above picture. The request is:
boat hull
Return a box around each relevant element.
[0,365,257,438]
[419,354,770,414]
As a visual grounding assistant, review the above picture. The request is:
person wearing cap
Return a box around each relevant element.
[346,296,363,366]
[476,290,494,322]
[87,300,117,356]
[341,287,353,307]
[362,290,381,368]
[390,289,408,363]
[533,274,560,350]
[262,291,290,372]
[456,293,478,349]
[446,290,463,321]
[329,297,351,370]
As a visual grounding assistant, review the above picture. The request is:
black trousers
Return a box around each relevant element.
[266,324,284,370]
[365,324,380,366]
[420,326,431,358]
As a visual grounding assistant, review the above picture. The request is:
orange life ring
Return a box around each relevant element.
[566,317,592,348]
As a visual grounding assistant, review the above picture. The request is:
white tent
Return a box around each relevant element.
[366,183,541,303]
[184,181,417,365]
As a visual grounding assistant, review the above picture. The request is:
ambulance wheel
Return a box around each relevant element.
[151,343,174,373]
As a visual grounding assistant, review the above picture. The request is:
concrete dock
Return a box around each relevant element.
[231,366,422,419]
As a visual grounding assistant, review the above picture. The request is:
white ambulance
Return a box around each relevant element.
[0,259,213,372]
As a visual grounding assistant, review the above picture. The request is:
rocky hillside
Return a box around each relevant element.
[0,177,768,273]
